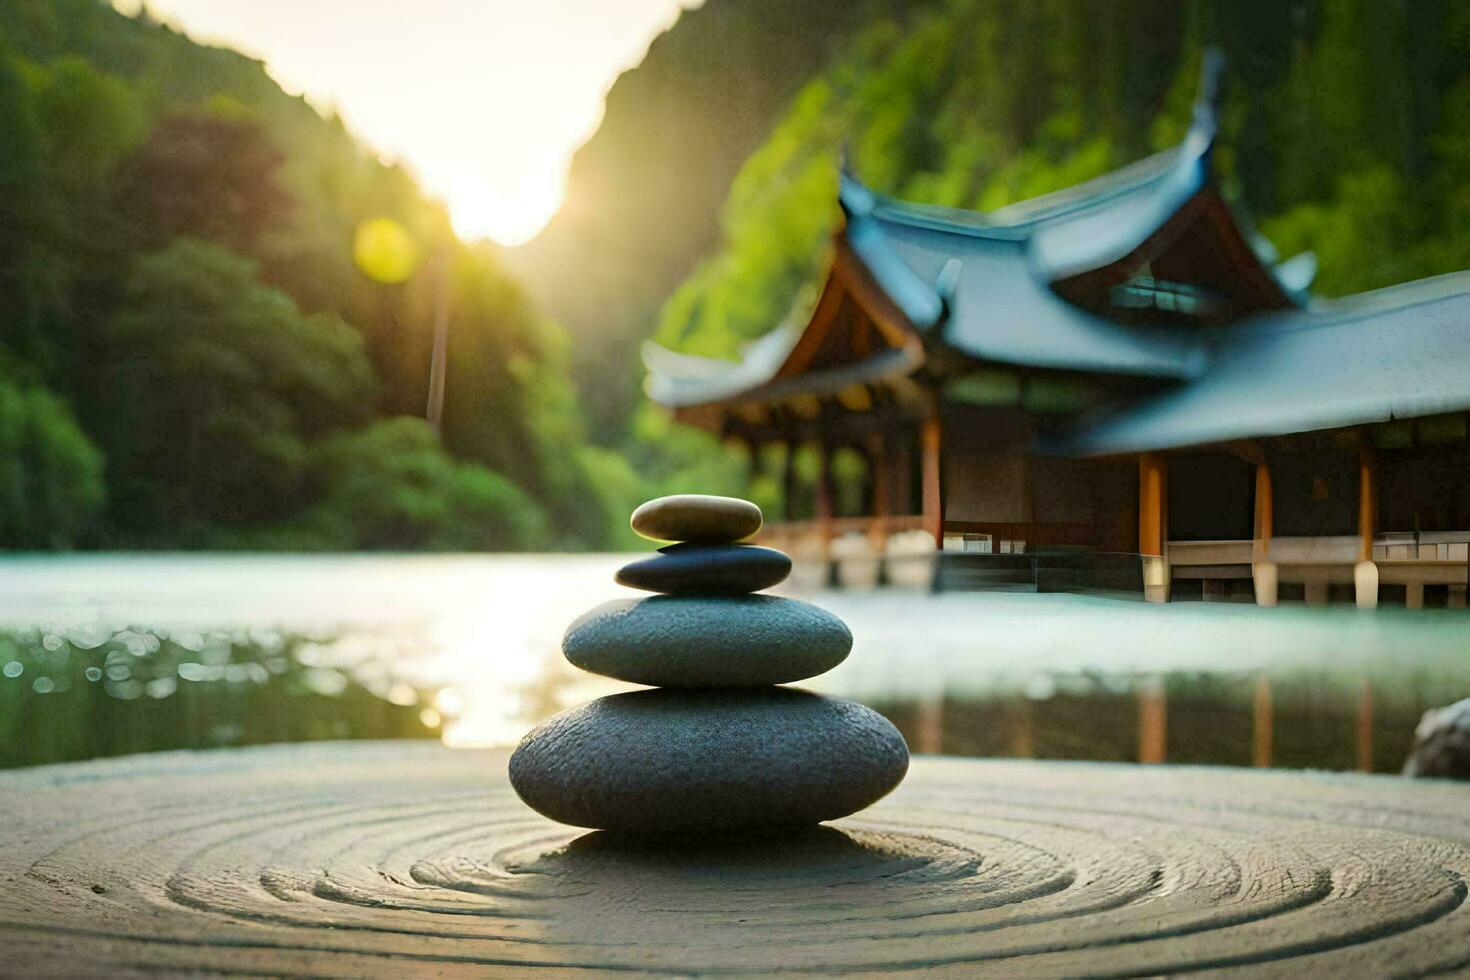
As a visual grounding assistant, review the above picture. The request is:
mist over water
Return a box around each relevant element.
[1,554,1466,770]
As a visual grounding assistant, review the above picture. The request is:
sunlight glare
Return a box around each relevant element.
[439,167,566,247]
[115,0,699,247]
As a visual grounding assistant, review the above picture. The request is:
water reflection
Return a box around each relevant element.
[0,623,439,768]
[2,554,1468,772]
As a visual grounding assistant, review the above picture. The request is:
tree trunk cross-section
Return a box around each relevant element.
[1,742,1468,976]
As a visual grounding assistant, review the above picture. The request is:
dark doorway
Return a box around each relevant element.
[1168,453,1253,541]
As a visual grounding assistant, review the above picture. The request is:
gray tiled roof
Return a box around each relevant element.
[1055,273,1470,455]
[643,52,1470,450]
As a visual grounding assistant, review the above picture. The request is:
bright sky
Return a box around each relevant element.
[115,0,698,245]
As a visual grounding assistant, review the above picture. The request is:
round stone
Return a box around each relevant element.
[615,543,791,595]
[563,595,850,687]
[509,687,910,835]
[1403,697,1470,778]
[630,494,762,543]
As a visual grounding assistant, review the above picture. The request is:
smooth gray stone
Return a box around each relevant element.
[1403,696,1470,779]
[508,688,910,835]
[563,595,850,686]
[630,494,762,543]
[615,543,791,594]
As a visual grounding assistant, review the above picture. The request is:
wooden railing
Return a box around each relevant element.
[1167,532,1470,607]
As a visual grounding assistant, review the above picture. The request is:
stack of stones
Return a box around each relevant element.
[510,494,910,837]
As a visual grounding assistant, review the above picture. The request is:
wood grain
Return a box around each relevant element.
[1,742,1468,976]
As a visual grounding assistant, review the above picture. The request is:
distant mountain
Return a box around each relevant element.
[0,0,627,550]
[503,0,915,439]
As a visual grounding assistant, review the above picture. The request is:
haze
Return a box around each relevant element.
[115,0,697,245]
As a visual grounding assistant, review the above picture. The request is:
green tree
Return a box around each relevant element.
[98,239,376,539]
[0,366,104,549]
[115,107,291,254]
[273,417,550,551]
[0,43,63,376]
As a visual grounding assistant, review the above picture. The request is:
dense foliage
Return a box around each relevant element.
[4,0,1469,550]
[0,367,104,549]
[0,1,620,549]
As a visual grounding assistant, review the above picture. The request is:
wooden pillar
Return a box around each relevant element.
[816,439,835,579]
[1252,461,1278,607]
[920,412,944,548]
[781,439,797,524]
[867,431,890,549]
[1138,453,1167,555]
[1356,446,1379,609]
[1138,453,1169,602]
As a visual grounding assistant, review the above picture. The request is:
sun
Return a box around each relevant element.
[439,168,566,247]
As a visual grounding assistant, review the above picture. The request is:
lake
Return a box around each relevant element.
[2,554,1468,770]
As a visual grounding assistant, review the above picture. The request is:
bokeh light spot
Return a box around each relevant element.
[353,218,421,284]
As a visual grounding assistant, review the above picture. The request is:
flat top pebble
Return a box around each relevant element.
[630,495,762,544]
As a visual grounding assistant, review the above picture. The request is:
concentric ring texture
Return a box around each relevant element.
[1,742,1467,976]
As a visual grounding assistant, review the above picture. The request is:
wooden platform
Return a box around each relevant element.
[1,742,1468,975]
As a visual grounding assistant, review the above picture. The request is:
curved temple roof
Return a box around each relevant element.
[645,53,1274,409]
[1054,273,1470,456]
[840,172,1213,378]
[645,53,1470,455]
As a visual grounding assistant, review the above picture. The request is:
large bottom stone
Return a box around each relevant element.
[509,688,910,836]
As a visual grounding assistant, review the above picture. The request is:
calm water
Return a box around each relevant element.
[2,554,1468,770]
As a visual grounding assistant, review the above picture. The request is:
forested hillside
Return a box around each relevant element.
[0,0,632,550]
[504,0,918,438]
[655,0,1470,364]
[5,0,1468,551]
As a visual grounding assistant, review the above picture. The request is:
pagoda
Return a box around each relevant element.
[644,55,1470,609]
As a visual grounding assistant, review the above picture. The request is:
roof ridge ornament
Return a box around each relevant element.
[935,259,962,301]
[1188,48,1226,178]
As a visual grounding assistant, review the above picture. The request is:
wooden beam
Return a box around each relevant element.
[852,306,872,359]
[920,413,944,547]
[1251,459,1278,605]
[832,238,921,351]
[1358,446,1376,562]
[774,267,849,382]
[867,431,890,550]
[1138,453,1167,557]
[781,439,797,523]
[1139,452,1170,602]
[1252,461,1273,559]
[816,439,835,568]
[1356,445,1379,609]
